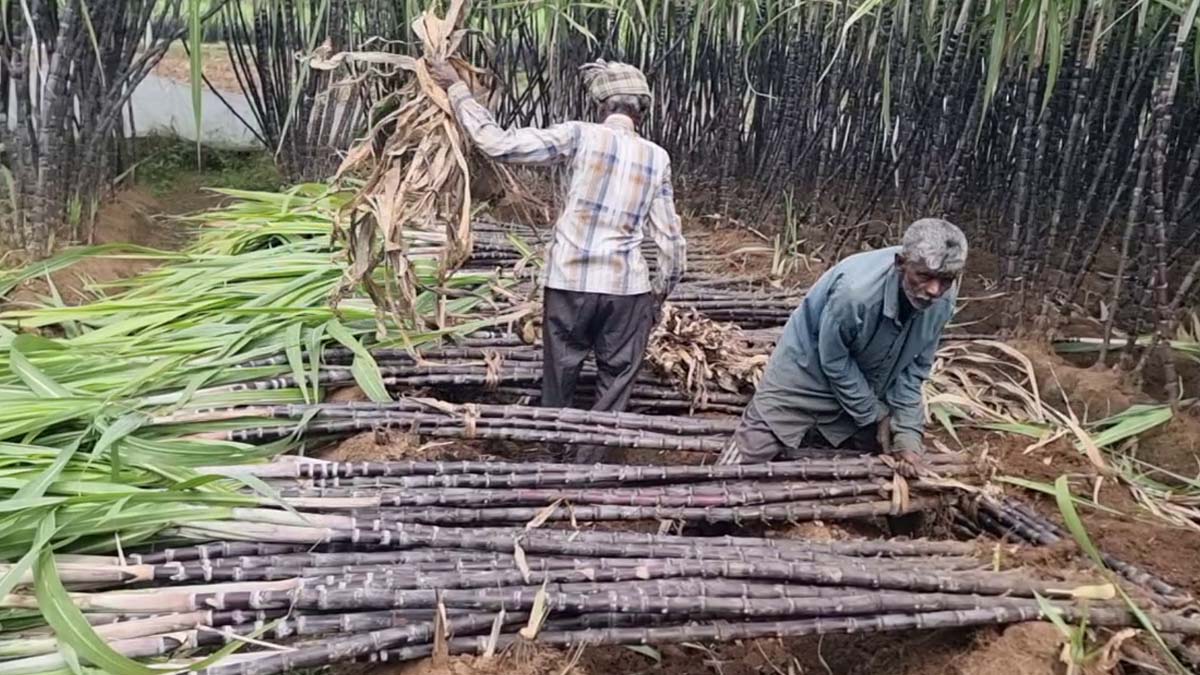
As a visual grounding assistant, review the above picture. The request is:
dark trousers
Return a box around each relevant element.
[541,287,657,413]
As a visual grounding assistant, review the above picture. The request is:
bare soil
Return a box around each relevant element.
[3,187,215,306]
[1137,415,1200,481]
[975,426,1200,595]
[153,43,245,94]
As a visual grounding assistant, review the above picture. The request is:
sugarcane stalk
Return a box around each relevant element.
[994,498,1188,600]
[335,496,934,525]
[127,532,977,571]
[196,612,513,675]
[370,605,1200,663]
[125,542,307,566]
[228,586,1142,622]
[275,480,897,508]
[207,454,966,481]
[0,609,287,660]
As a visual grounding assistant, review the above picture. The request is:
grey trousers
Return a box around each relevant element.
[718,399,880,464]
[718,400,924,536]
[541,287,657,412]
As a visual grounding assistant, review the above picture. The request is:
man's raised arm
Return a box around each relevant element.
[438,70,578,165]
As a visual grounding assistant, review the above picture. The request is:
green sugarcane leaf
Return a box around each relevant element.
[61,641,84,675]
[624,645,662,663]
[307,324,325,401]
[1041,0,1063,113]
[1053,475,1104,567]
[0,511,56,602]
[1087,404,1172,448]
[9,342,72,398]
[324,319,390,402]
[0,244,177,298]
[997,476,1124,515]
[932,405,961,445]
[1032,592,1072,638]
[12,333,67,352]
[15,436,83,503]
[91,414,146,473]
[34,548,161,675]
[982,0,1007,125]
[1114,583,1189,673]
[189,0,202,166]
[285,322,310,404]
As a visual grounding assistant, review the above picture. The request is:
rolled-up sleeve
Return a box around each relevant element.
[448,82,577,165]
[649,165,686,297]
[817,282,887,428]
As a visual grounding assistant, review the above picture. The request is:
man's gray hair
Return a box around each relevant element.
[602,93,650,115]
[901,218,968,273]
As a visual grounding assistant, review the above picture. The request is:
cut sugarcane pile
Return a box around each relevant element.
[195,454,971,525]
[226,343,756,414]
[171,400,739,452]
[4,464,1198,675]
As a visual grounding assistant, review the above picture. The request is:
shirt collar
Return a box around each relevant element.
[603,114,637,134]
[883,267,902,324]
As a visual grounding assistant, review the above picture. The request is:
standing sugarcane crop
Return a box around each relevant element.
[429,59,686,463]
[719,220,966,482]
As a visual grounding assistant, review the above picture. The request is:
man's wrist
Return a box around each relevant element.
[891,433,924,455]
[875,401,890,423]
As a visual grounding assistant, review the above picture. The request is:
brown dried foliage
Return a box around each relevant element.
[647,303,768,409]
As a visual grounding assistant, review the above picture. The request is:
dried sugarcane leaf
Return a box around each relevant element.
[433,595,449,666]
[890,472,910,514]
[518,581,550,640]
[482,608,506,659]
[512,539,531,584]
[624,645,662,663]
[1095,628,1138,672]
[525,499,564,530]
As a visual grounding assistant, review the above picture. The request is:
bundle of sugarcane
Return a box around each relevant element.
[198,452,971,507]
[224,344,753,414]
[157,400,734,452]
[5,507,1197,675]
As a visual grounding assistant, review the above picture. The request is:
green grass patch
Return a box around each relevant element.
[129,137,280,197]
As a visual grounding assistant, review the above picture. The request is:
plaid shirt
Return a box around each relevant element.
[448,83,686,296]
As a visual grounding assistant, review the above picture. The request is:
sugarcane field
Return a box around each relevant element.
[7,0,1200,674]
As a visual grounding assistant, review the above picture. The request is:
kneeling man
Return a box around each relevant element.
[719,218,967,475]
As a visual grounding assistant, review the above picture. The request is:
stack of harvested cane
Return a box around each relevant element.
[4,456,1197,675]
[195,453,970,523]
[175,400,735,451]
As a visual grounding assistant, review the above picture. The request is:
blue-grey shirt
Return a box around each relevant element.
[751,246,955,452]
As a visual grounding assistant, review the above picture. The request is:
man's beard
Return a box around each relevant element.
[902,283,934,310]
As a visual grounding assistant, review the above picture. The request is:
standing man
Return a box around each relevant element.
[719,219,967,476]
[431,60,686,443]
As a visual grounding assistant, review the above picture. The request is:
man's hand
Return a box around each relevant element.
[651,291,667,325]
[893,449,931,478]
[429,60,461,90]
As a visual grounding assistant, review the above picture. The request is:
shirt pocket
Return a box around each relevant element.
[855,319,899,375]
